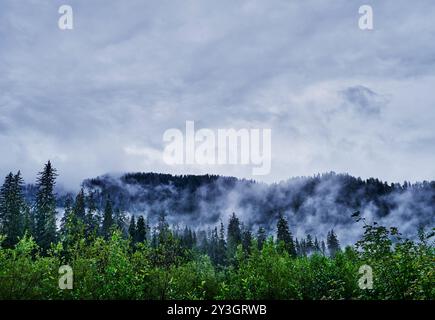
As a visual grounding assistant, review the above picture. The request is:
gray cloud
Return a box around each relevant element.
[0,0,435,188]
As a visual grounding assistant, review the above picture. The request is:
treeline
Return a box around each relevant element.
[76,171,435,231]
[0,161,341,261]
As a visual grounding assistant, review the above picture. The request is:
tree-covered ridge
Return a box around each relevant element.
[0,162,433,300]
[74,171,435,244]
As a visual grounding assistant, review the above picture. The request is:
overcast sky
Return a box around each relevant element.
[1,0,434,189]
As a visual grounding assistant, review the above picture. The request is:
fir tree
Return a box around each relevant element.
[73,188,86,221]
[102,198,114,239]
[128,215,136,243]
[34,161,58,250]
[276,213,296,256]
[135,215,147,243]
[327,229,340,256]
[0,171,26,247]
[227,212,242,258]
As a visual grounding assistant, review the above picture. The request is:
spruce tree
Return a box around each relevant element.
[327,229,340,256]
[73,188,86,221]
[216,221,227,265]
[242,227,252,255]
[128,215,136,243]
[34,161,58,250]
[102,198,114,239]
[0,171,26,247]
[135,215,147,243]
[85,191,99,237]
[276,213,296,256]
[227,212,241,258]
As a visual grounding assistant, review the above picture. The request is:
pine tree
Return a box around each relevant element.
[128,215,136,243]
[60,195,74,239]
[34,161,58,250]
[327,229,340,256]
[85,191,99,237]
[135,215,147,243]
[276,213,296,256]
[157,212,170,244]
[216,221,227,265]
[0,171,26,247]
[227,212,241,258]
[242,227,252,255]
[73,188,86,221]
[102,198,114,239]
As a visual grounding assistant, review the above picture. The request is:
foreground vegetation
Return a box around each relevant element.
[0,162,433,300]
[0,218,433,300]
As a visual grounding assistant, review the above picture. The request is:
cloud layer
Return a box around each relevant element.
[1,0,435,188]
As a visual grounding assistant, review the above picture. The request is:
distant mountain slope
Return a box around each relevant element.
[78,172,434,244]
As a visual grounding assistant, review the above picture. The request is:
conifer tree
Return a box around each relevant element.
[102,198,114,239]
[227,212,242,258]
[85,191,99,237]
[276,213,296,256]
[327,229,340,256]
[0,171,26,247]
[73,188,86,221]
[216,221,227,265]
[135,215,147,243]
[128,215,136,243]
[34,161,58,250]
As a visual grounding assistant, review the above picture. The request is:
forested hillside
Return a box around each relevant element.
[0,162,433,300]
[79,171,434,244]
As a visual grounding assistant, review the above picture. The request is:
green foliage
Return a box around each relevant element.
[0,222,433,300]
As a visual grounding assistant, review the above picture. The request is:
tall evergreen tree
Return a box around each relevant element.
[276,213,296,256]
[242,227,252,255]
[85,191,99,237]
[102,198,114,239]
[327,229,340,256]
[128,215,136,243]
[227,212,242,257]
[34,161,58,250]
[0,171,26,247]
[73,188,86,221]
[216,221,227,265]
[60,195,74,239]
[135,215,147,243]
